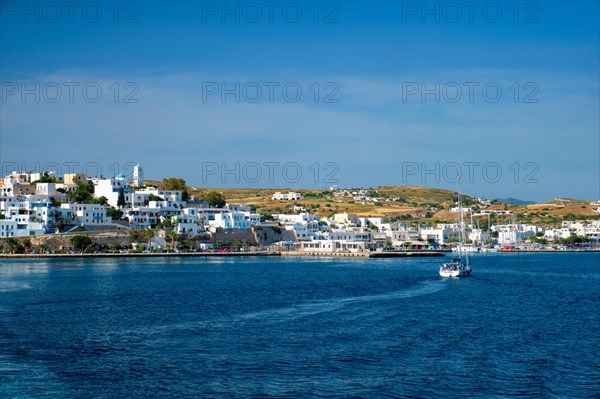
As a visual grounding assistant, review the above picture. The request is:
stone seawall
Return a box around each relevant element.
[0,251,280,259]
[281,251,446,258]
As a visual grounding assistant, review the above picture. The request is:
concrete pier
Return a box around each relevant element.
[281,251,446,258]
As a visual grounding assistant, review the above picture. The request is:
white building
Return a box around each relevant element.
[132,164,144,187]
[420,226,461,245]
[275,212,320,226]
[0,215,45,237]
[389,228,422,245]
[126,209,160,230]
[124,199,183,230]
[468,228,490,244]
[333,213,360,226]
[0,196,57,234]
[172,215,204,236]
[543,228,572,240]
[477,198,492,207]
[56,183,78,193]
[325,230,371,242]
[272,192,302,201]
[357,216,385,229]
[35,183,57,196]
[28,172,42,182]
[60,203,113,226]
[294,240,367,253]
[0,181,36,196]
[209,212,250,230]
[0,220,16,238]
[449,207,473,213]
[131,192,151,207]
[92,178,132,208]
[546,221,600,241]
[242,211,261,226]
[284,223,312,240]
[136,188,183,204]
[0,196,15,212]
[493,224,539,245]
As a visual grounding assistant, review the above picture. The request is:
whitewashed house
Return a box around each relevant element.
[294,240,367,253]
[209,212,250,230]
[0,220,17,238]
[60,203,113,226]
[92,178,133,208]
[35,183,58,196]
[493,224,539,244]
[272,192,302,201]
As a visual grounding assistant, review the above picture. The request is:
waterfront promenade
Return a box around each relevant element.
[1,249,597,260]
[0,250,448,259]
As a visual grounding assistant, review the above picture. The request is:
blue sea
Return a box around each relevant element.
[1,253,599,398]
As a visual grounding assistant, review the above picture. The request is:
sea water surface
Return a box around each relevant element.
[1,253,599,398]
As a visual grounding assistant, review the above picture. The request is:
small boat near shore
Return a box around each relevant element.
[452,244,481,253]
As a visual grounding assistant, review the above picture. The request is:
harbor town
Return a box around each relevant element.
[1,166,598,256]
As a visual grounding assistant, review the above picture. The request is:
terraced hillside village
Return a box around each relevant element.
[143,181,599,228]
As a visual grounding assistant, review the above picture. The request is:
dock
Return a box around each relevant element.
[0,251,281,259]
[1,251,446,259]
[281,251,446,258]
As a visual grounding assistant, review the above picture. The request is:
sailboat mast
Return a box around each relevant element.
[457,180,469,265]
[470,209,474,245]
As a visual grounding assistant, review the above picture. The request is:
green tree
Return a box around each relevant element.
[561,234,586,246]
[167,230,180,252]
[143,229,155,249]
[117,187,126,208]
[162,178,190,201]
[69,181,95,203]
[158,218,173,228]
[202,191,226,208]
[70,235,93,251]
[94,196,109,206]
[32,172,58,184]
[107,207,123,220]
[148,194,164,202]
[187,238,195,251]
[10,242,25,254]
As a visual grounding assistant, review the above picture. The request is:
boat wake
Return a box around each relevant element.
[118,281,447,339]
[0,281,32,293]
[236,280,446,323]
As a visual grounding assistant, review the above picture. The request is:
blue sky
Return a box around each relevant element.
[1,0,598,201]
